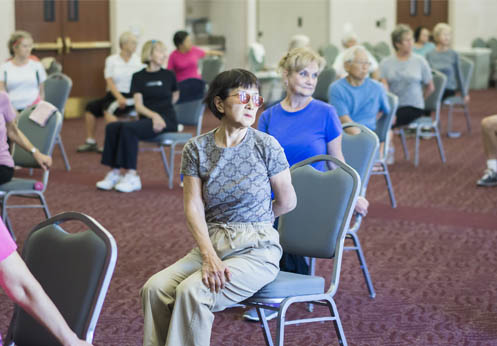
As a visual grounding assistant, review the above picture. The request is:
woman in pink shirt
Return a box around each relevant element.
[0,217,92,345]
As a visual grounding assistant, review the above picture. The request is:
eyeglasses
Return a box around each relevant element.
[351,60,372,66]
[228,91,264,107]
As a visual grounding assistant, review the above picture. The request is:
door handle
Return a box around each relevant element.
[64,37,112,53]
[33,37,63,55]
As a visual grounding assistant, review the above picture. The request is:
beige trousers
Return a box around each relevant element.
[141,222,282,346]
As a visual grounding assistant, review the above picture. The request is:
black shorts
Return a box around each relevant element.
[0,165,14,185]
[442,88,456,101]
[85,92,134,117]
[394,106,427,128]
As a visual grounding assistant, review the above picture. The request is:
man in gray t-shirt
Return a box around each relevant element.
[380,54,432,109]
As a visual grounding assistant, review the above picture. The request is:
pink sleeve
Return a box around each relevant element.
[167,52,175,70]
[0,217,17,262]
[0,92,16,123]
[193,46,206,59]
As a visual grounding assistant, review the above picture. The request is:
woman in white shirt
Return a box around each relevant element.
[77,32,145,153]
[0,31,46,112]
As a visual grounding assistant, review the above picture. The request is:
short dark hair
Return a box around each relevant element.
[204,69,260,120]
[173,31,189,48]
[414,26,425,43]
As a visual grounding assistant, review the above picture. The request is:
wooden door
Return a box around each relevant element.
[15,0,110,117]
[397,0,448,31]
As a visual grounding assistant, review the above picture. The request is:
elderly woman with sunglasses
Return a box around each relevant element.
[141,69,296,346]
[243,47,369,321]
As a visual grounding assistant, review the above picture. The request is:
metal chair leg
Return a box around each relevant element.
[57,135,71,171]
[168,143,177,189]
[414,127,421,166]
[464,104,471,133]
[325,297,348,346]
[256,307,274,346]
[38,193,51,218]
[447,105,454,134]
[381,162,397,208]
[434,127,446,163]
[399,129,409,160]
[348,231,375,298]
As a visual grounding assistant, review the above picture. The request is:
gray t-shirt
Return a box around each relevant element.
[380,54,432,109]
[426,49,460,90]
[181,127,289,223]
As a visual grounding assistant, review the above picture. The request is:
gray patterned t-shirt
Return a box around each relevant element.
[180,127,289,223]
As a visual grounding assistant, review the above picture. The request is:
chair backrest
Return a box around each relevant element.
[200,56,224,84]
[278,155,360,260]
[341,123,379,195]
[374,41,391,60]
[362,42,375,55]
[8,212,117,344]
[44,73,73,114]
[319,44,339,68]
[425,70,447,123]
[174,98,206,136]
[376,92,398,143]
[487,38,497,60]
[471,37,486,48]
[312,68,336,102]
[248,45,265,72]
[12,107,62,168]
[458,56,474,97]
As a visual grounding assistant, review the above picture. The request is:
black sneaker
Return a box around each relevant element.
[77,142,99,153]
[476,169,497,187]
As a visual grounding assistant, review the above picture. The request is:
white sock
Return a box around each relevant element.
[487,159,497,172]
[86,138,96,144]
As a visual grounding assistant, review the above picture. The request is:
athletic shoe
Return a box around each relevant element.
[243,308,278,322]
[476,169,497,187]
[114,172,142,192]
[96,170,122,190]
[77,142,99,153]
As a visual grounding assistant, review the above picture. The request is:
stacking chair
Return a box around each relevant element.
[373,41,390,62]
[371,92,398,208]
[44,73,72,171]
[244,155,360,346]
[471,37,487,48]
[200,56,224,84]
[4,212,117,345]
[141,98,205,189]
[319,44,339,68]
[443,56,474,136]
[340,123,379,298]
[0,107,62,239]
[312,68,336,102]
[398,70,447,166]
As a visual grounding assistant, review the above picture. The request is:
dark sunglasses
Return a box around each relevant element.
[228,91,264,107]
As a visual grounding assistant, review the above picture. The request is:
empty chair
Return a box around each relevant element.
[398,70,447,166]
[443,56,474,135]
[244,155,360,346]
[248,43,266,73]
[341,123,379,298]
[200,56,224,84]
[141,98,205,189]
[319,44,339,68]
[0,106,62,239]
[4,212,117,345]
[374,41,391,61]
[471,37,487,48]
[312,68,336,102]
[371,92,398,208]
[44,73,72,171]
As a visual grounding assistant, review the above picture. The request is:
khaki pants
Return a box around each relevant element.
[141,222,282,346]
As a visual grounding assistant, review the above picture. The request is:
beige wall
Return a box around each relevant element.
[0,0,15,62]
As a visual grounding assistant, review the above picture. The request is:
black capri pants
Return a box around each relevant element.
[85,92,134,117]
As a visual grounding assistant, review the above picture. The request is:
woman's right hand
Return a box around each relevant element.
[201,253,231,293]
[152,114,166,133]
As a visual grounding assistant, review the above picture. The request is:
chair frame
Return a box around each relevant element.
[4,212,117,345]
[398,70,447,166]
[0,110,62,240]
[371,92,398,208]
[244,155,360,346]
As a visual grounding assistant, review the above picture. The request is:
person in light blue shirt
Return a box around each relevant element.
[413,26,436,57]
[329,45,390,134]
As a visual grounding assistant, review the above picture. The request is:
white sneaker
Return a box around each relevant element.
[96,170,122,190]
[114,173,142,193]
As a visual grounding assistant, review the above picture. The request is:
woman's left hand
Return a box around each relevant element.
[152,115,166,133]
[354,196,369,216]
[33,152,52,170]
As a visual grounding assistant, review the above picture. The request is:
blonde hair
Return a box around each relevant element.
[141,40,166,64]
[278,47,326,75]
[119,31,137,49]
[8,30,33,57]
[433,23,451,43]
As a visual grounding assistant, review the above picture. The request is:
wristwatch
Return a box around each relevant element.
[30,147,37,155]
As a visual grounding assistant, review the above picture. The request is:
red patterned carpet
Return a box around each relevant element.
[0,89,496,345]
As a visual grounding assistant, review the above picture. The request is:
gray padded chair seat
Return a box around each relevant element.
[409,116,434,126]
[0,178,38,192]
[444,95,464,104]
[143,132,192,145]
[253,271,325,299]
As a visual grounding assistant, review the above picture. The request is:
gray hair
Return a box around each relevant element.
[119,31,137,48]
[343,45,368,64]
[391,24,412,51]
[432,22,451,43]
[288,34,311,51]
[341,32,358,47]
